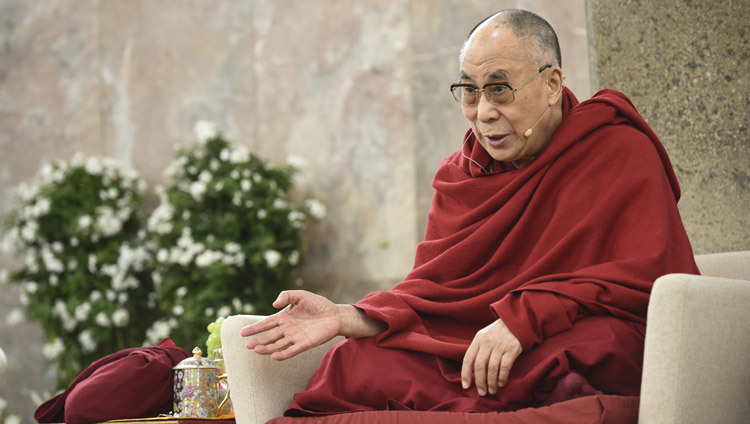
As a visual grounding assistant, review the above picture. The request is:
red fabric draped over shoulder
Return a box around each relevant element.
[353,87,697,358]
[285,88,698,416]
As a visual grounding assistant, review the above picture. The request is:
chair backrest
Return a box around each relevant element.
[694,251,750,280]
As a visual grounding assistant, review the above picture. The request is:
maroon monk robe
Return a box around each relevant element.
[35,338,189,424]
[285,88,698,415]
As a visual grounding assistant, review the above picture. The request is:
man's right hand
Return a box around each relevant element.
[240,290,341,360]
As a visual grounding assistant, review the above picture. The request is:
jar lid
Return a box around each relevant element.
[173,347,221,370]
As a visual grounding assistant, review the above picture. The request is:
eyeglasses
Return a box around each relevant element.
[450,64,552,106]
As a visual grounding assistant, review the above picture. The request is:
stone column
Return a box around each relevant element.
[586,0,749,254]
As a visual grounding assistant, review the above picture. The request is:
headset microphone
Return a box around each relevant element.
[524,106,551,137]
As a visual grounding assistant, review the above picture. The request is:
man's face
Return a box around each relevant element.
[458,26,552,167]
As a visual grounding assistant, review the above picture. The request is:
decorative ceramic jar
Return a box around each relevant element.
[172,347,230,417]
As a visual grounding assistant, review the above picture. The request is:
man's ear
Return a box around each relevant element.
[546,66,564,105]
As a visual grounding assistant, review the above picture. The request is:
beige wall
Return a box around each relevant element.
[0,1,591,419]
[586,0,749,255]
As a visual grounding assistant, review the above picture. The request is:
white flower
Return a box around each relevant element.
[230,146,249,164]
[194,120,218,144]
[205,307,215,317]
[88,254,98,272]
[40,162,54,180]
[210,159,220,171]
[21,220,38,242]
[49,274,59,286]
[176,286,188,297]
[242,303,256,313]
[240,179,252,191]
[0,228,20,254]
[51,241,63,253]
[286,155,308,170]
[32,197,51,217]
[71,237,79,247]
[306,199,327,220]
[288,210,306,229]
[257,209,268,219]
[42,338,66,359]
[199,170,212,183]
[220,149,230,161]
[78,329,97,353]
[148,203,174,235]
[289,250,300,266]
[6,309,24,326]
[90,290,102,302]
[230,169,240,180]
[5,415,21,424]
[172,305,184,316]
[74,302,92,321]
[252,173,262,183]
[232,297,242,310]
[95,206,123,236]
[112,308,130,327]
[263,249,282,268]
[157,249,169,262]
[189,181,207,201]
[217,306,231,317]
[106,290,116,301]
[273,198,288,209]
[85,156,103,175]
[195,250,222,267]
[225,242,241,254]
[78,215,93,230]
[145,320,171,343]
[24,281,38,294]
[95,312,111,327]
[41,247,64,273]
[117,292,128,304]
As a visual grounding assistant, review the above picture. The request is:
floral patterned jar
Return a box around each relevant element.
[172,347,230,417]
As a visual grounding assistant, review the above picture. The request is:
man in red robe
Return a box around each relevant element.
[241,9,698,415]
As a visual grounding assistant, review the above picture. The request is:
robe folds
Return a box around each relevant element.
[284,88,699,417]
[35,338,190,424]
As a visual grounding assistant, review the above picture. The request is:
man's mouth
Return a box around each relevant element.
[483,134,509,148]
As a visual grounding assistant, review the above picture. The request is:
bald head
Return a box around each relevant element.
[461,9,561,69]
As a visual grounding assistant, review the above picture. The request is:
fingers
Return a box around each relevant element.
[497,348,519,388]
[270,343,307,361]
[253,334,293,355]
[244,327,283,350]
[486,348,503,395]
[272,291,292,309]
[240,314,280,337]
[472,346,492,396]
[461,343,478,390]
[272,290,310,309]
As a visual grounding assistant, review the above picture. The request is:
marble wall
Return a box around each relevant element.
[586,0,749,254]
[0,0,590,419]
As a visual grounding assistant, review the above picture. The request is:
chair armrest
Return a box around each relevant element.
[639,274,750,424]
[221,315,344,424]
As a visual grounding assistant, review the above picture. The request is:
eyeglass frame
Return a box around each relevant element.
[450,64,553,106]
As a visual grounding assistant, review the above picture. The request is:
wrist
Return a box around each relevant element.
[336,304,384,338]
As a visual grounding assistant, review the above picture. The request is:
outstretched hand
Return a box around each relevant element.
[240,290,341,360]
[461,318,522,397]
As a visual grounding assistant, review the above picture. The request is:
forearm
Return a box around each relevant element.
[336,304,387,338]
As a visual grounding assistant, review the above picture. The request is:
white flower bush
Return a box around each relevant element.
[0,154,159,388]
[145,122,322,347]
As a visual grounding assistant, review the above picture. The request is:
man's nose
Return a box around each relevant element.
[476,93,499,122]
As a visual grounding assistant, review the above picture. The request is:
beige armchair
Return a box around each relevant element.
[222,251,750,424]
